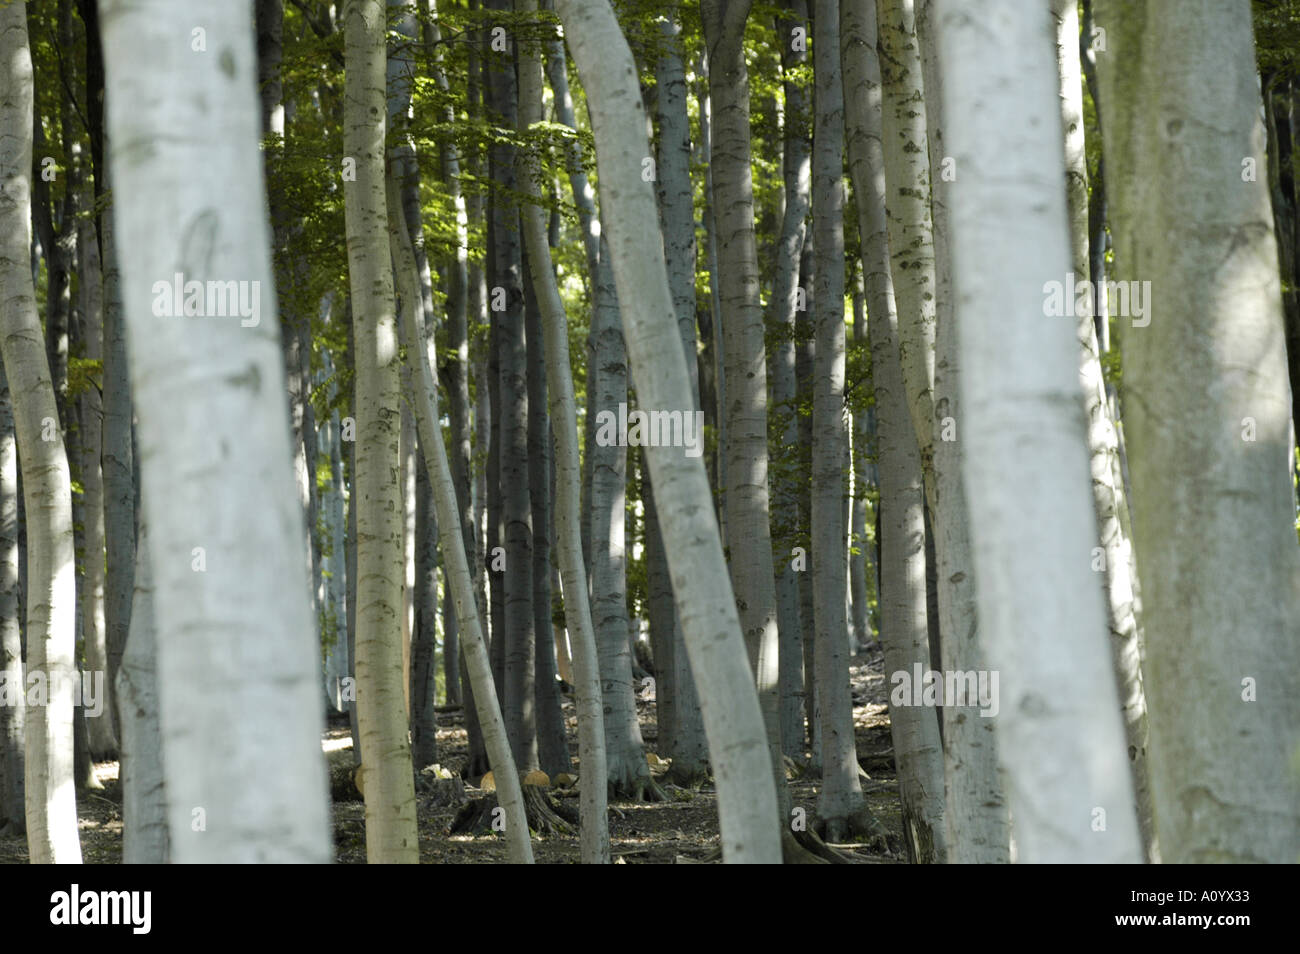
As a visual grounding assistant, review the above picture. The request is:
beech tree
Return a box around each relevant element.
[0,0,80,864]
[100,0,330,862]
[1095,0,1300,862]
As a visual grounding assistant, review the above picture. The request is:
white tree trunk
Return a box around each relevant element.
[0,1,81,865]
[842,0,947,860]
[910,0,1010,862]
[1052,0,1156,863]
[100,0,330,862]
[934,0,1140,863]
[389,180,534,864]
[1094,0,1300,862]
[340,0,418,863]
[517,0,609,862]
[554,0,782,863]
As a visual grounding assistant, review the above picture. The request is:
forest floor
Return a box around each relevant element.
[0,647,904,864]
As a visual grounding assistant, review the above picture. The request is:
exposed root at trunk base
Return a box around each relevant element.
[814,806,898,857]
[449,785,579,837]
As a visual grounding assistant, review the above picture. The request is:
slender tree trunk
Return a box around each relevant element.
[935,0,1141,863]
[1095,0,1300,862]
[0,357,23,834]
[75,205,115,759]
[0,1,81,864]
[518,5,609,857]
[117,509,167,863]
[340,0,418,863]
[554,0,781,863]
[773,0,811,758]
[389,175,534,864]
[1052,0,1156,863]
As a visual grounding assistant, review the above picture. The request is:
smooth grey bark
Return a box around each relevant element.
[117,511,167,863]
[772,0,811,758]
[410,449,438,769]
[341,0,417,863]
[74,200,116,760]
[795,235,819,768]
[517,6,610,857]
[1052,0,1156,863]
[1095,0,1300,862]
[850,0,957,859]
[389,174,534,864]
[100,203,133,742]
[0,357,22,833]
[523,245,568,777]
[810,0,890,849]
[909,0,1010,862]
[100,0,330,863]
[934,0,1140,863]
[482,28,539,765]
[588,231,652,796]
[554,0,781,863]
[426,0,469,709]
[0,0,81,864]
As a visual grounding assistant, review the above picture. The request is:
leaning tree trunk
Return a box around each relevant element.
[100,0,330,862]
[934,0,1140,863]
[0,1,81,865]
[1094,0,1300,862]
[518,0,609,858]
[700,0,786,813]
[554,0,781,863]
[389,178,534,865]
[909,0,1009,862]
[1052,0,1156,863]
[339,0,418,863]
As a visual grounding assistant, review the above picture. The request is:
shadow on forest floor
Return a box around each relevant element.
[0,650,904,864]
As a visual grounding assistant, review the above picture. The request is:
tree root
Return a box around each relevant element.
[814,805,898,857]
[449,785,579,837]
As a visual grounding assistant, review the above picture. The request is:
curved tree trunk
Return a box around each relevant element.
[1052,0,1156,863]
[0,1,81,864]
[389,178,535,865]
[554,0,781,863]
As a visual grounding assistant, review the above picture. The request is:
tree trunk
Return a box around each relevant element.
[935,0,1141,863]
[389,173,535,864]
[518,5,609,857]
[0,357,23,834]
[0,1,81,864]
[100,0,331,862]
[117,510,167,863]
[553,0,781,863]
[75,205,116,760]
[1095,0,1300,862]
[1052,0,1156,863]
[340,0,417,863]
[908,0,1010,862]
